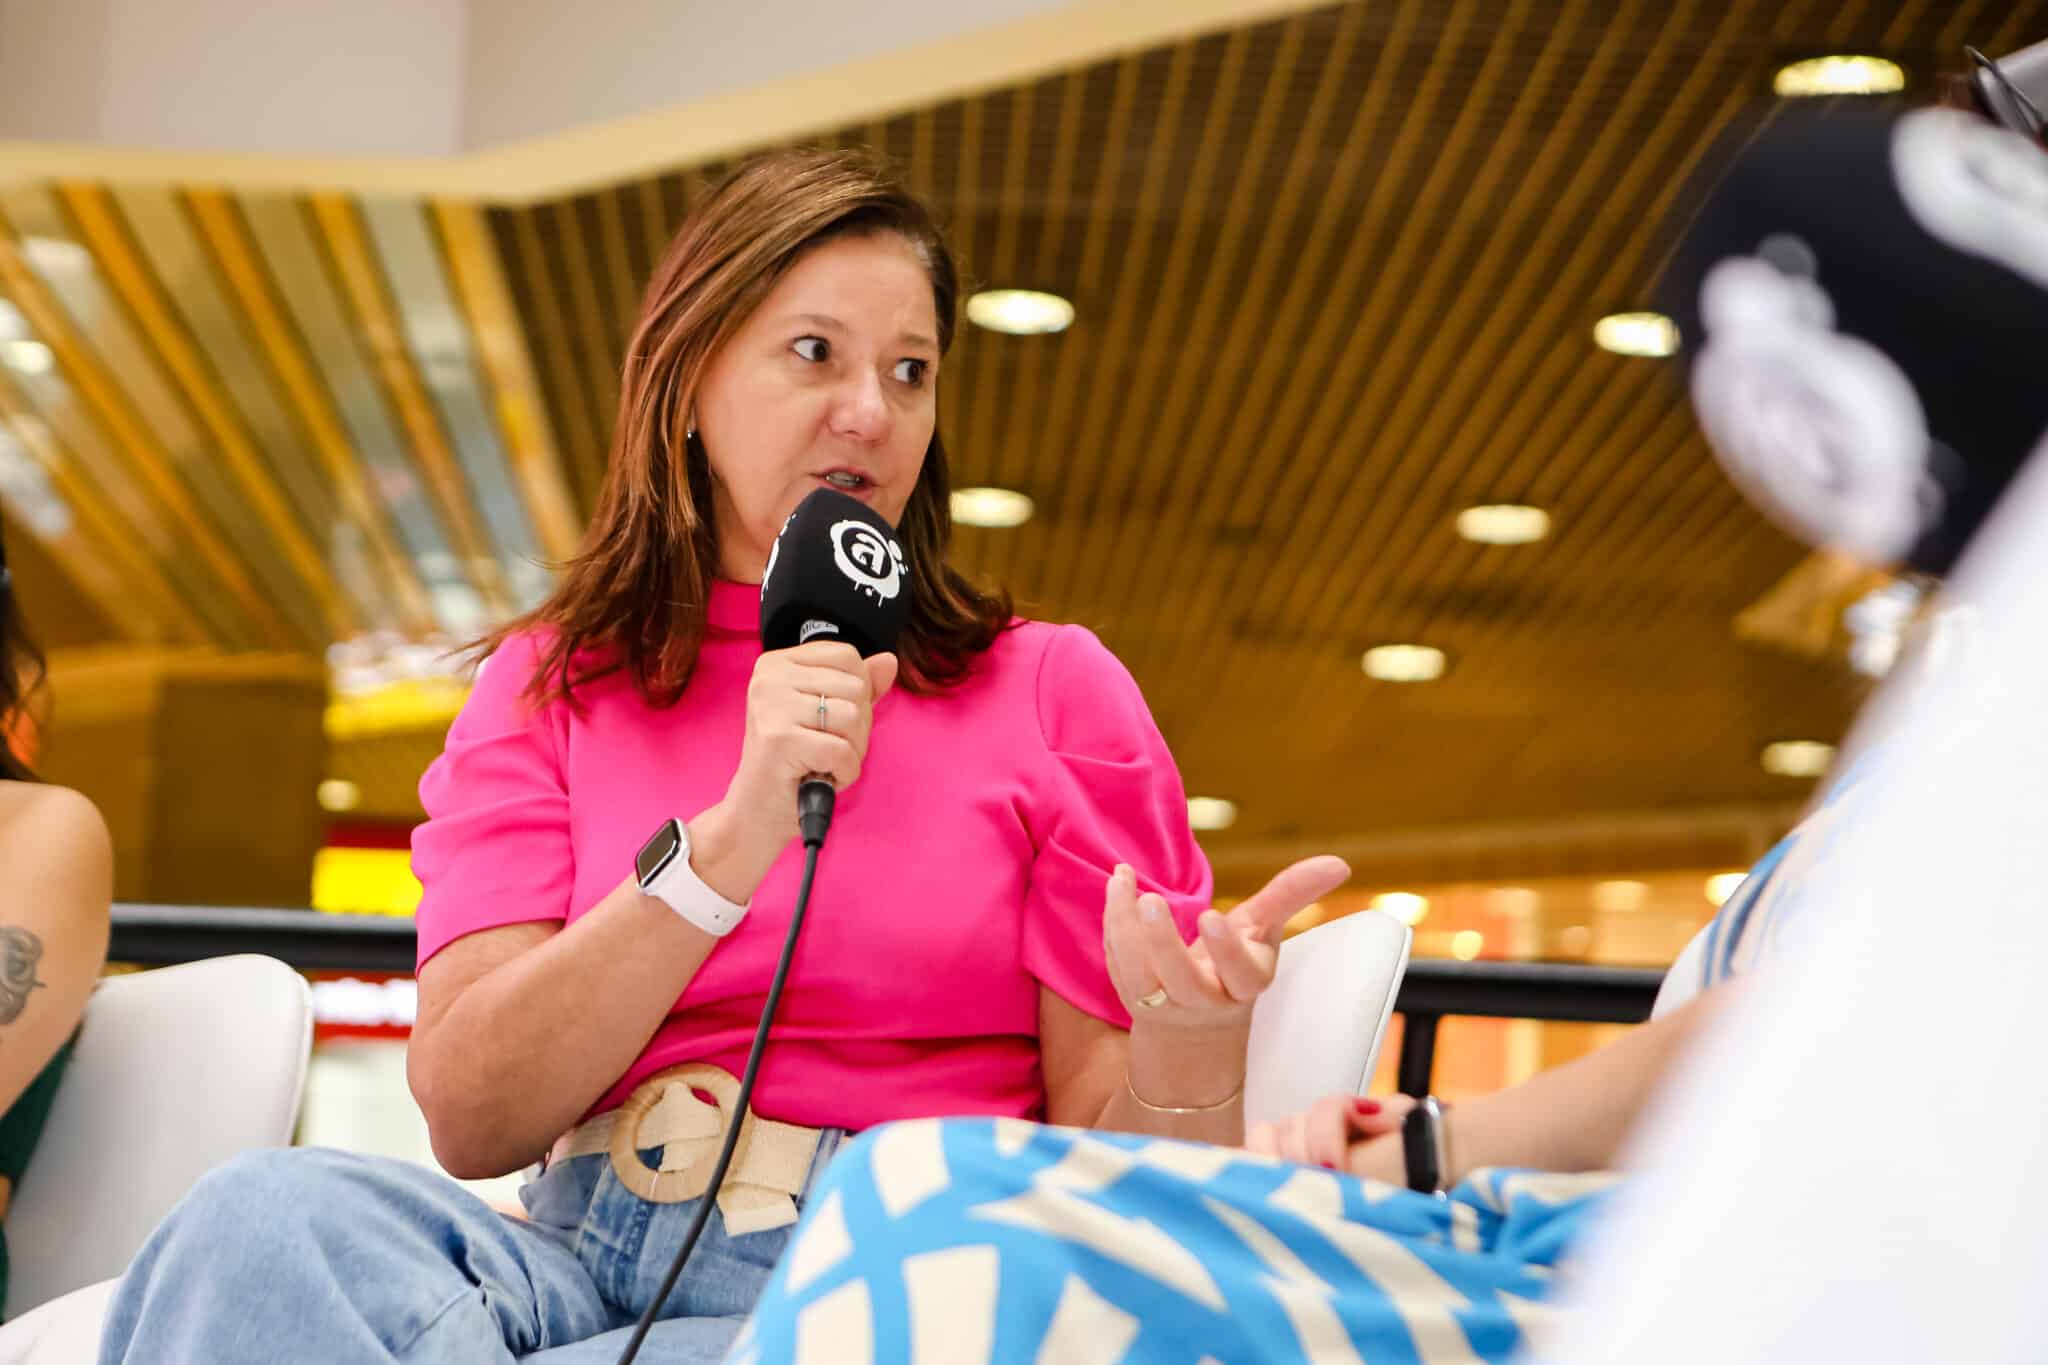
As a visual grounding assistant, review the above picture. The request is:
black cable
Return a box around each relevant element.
[615,782,834,1365]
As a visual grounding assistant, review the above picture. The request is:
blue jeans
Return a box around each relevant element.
[98,1133,846,1364]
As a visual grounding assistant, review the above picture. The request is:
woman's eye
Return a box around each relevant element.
[793,337,829,362]
[894,358,928,386]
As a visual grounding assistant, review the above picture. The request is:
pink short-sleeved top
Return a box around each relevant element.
[410,580,1213,1130]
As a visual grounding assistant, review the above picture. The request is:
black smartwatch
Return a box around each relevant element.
[1401,1095,1451,1196]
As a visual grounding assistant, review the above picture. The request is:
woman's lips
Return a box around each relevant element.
[815,471,878,502]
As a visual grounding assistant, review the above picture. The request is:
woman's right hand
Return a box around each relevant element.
[698,643,898,876]
[1245,1091,1414,1171]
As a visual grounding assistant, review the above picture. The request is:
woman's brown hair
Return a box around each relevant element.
[0,529,45,781]
[487,148,1012,704]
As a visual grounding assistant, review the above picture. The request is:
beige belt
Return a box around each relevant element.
[548,1063,822,1235]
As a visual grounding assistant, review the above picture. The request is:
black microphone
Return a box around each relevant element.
[758,486,912,847]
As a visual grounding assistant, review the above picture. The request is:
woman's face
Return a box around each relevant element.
[695,231,941,582]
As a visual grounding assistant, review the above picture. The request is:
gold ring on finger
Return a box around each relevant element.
[1135,987,1169,1009]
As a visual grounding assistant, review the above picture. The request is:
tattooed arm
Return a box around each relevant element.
[0,784,112,1119]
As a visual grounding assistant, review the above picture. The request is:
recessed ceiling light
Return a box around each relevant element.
[1362,643,1446,682]
[965,289,1074,336]
[1451,929,1485,961]
[1457,504,1551,545]
[1774,55,1906,98]
[1761,739,1836,778]
[1187,796,1237,831]
[317,779,362,813]
[1593,879,1649,913]
[950,486,1034,528]
[1371,891,1428,926]
[1593,312,1680,358]
[1,340,52,376]
[1705,871,1748,906]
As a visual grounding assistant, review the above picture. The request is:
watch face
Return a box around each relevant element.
[635,819,683,887]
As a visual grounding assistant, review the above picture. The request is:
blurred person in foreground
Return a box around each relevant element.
[97,149,1343,1364]
[0,523,114,1320]
[724,58,2048,1365]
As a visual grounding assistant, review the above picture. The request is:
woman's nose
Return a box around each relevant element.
[830,374,892,442]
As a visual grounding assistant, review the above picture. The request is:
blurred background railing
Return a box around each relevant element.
[109,905,1665,1098]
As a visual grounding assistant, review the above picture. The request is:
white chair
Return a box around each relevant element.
[0,955,312,1361]
[1246,909,1413,1126]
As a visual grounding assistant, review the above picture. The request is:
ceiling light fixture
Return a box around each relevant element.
[1457,504,1551,545]
[1451,929,1485,961]
[950,487,1035,528]
[965,289,1074,335]
[1,340,53,375]
[1362,643,1447,682]
[1774,55,1907,97]
[1593,312,1680,357]
[317,779,362,813]
[1186,796,1238,831]
[1761,740,1836,778]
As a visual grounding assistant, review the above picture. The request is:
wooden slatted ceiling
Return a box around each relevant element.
[1,0,2040,889]
[480,0,2043,882]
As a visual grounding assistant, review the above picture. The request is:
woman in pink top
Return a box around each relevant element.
[99,149,1345,1364]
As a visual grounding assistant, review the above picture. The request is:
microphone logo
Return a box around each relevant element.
[830,520,905,602]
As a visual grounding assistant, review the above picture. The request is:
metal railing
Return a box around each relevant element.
[111,905,1667,1092]
[1393,959,1663,1095]
[114,905,416,973]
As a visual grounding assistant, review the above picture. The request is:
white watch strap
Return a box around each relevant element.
[645,824,750,937]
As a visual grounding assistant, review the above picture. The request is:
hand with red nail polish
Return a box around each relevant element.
[1245,1091,1417,1172]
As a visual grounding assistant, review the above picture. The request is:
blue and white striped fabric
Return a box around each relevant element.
[1655,753,1881,1016]
[729,1117,1615,1364]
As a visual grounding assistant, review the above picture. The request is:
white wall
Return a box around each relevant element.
[0,0,1324,198]
[0,0,1065,158]
[0,0,465,157]
[458,0,1064,150]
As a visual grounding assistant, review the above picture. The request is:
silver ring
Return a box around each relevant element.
[1135,987,1169,1010]
[815,694,829,730]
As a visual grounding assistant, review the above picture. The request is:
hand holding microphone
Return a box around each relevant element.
[723,641,897,846]
[698,487,913,886]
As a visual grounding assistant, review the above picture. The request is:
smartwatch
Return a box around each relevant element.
[634,817,749,938]
[1401,1095,1451,1197]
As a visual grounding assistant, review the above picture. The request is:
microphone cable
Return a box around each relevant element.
[615,779,836,1365]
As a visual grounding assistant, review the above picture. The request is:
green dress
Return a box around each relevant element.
[0,1038,75,1320]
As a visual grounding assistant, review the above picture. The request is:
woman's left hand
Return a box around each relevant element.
[1104,855,1351,1031]
[1246,1091,1414,1170]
